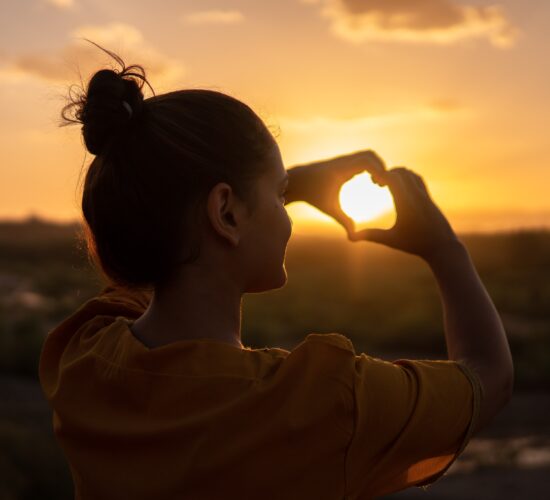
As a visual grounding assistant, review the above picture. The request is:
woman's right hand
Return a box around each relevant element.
[349,167,462,262]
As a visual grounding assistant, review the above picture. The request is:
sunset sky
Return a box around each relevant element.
[1,0,549,234]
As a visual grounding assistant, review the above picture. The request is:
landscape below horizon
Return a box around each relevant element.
[0,217,549,499]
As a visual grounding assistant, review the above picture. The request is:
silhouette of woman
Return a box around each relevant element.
[39,42,513,499]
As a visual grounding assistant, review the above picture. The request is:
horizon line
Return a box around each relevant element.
[1,213,549,237]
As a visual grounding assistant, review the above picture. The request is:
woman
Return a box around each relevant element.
[39,44,513,499]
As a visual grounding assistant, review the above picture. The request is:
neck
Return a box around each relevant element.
[130,261,244,349]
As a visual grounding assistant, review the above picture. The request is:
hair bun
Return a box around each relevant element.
[61,41,153,156]
[78,69,144,155]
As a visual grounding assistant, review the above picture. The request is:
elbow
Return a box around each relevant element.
[499,360,514,409]
[484,337,515,412]
[497,342,515,408]
[488,358,515,421]
[470,355,514,434]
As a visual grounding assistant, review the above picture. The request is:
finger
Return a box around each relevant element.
[353,150,386,175]
[377,167,414,211]
[370,173,385,186]
[333,150,387,177]
[358,150,386,173]
[349,227,394,246]
[332,206,356,237]
[384,167,429,205]
[401,169,431,200]
[410,171,430,197]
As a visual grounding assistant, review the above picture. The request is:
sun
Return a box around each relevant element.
[339,172,394,223]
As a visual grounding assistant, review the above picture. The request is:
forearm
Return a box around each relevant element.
[427,241,513,426]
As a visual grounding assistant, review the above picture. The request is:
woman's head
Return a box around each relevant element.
[63,44,292,293]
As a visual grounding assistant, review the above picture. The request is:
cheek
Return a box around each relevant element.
[283,207,292,240]
[255,204,290,260]
[280,200,292,229]
[256,199,291,248]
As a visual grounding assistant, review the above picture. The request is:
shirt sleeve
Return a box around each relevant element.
[344,353,482,498]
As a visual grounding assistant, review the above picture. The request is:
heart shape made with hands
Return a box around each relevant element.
[338,172,396,229]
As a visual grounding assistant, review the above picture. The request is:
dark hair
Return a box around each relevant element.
[62,42,278,291]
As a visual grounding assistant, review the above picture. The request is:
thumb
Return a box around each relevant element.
[349,227,394,246]
[340,216,356,240]
[330,206,356,239]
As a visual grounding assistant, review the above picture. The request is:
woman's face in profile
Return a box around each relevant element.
[242,142,293,293]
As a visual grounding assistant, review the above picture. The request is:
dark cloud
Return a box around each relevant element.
[304,0,518,47]
[340,0,463,30]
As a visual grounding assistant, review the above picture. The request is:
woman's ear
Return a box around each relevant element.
[206,182,245,247]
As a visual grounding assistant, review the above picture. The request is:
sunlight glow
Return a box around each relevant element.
[339,172,394,223]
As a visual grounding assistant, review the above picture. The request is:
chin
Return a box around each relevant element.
[272,268,288,289]
[247,267,287,293]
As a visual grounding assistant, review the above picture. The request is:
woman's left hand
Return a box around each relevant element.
[286,150,386,238]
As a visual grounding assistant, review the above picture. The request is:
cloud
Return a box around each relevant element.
[2,23,185,89]
[278,105,466,133]
[182,9,245,25]
[302,0,519,48]
[45,0,75,9]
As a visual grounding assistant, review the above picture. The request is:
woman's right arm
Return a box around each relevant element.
[350,165,514,434]
[425,238,513,432]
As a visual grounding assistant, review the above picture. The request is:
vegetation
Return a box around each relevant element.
[1,217,549,389]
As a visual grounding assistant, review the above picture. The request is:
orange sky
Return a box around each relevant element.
[1,0,549,234]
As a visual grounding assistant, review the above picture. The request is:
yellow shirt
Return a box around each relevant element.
[39,285,482,500]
